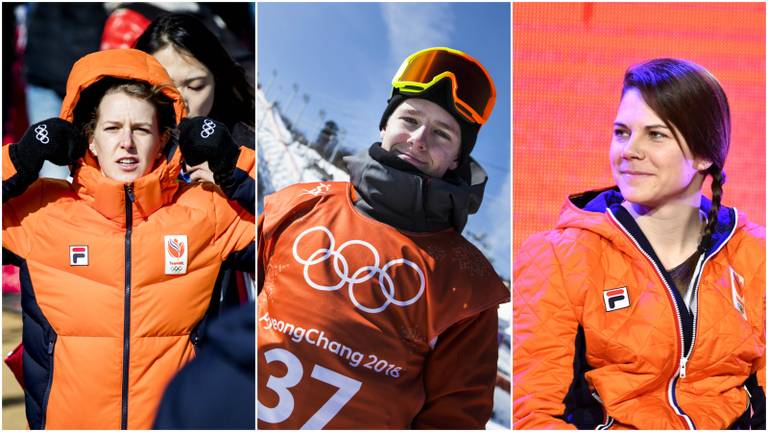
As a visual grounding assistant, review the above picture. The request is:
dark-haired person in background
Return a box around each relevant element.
[513,59,765,429]
[135,13,254,140]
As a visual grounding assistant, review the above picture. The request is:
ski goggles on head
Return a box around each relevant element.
[391,47,496,125]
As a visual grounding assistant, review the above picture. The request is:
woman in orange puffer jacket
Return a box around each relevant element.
[513,59,765,430]
[3,49,254,429]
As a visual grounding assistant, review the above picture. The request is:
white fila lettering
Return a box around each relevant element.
[603,286,630,312]
[69,245,89,266]
[164,235,188,275]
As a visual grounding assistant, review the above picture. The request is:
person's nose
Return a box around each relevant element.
[117,128,135,150]
[621,132,643,160]
[180,89,193,114]
[408,125,428,151]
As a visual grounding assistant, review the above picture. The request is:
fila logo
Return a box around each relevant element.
[603,287,630,312]
[69,245,89,266]
[164,235,188,275]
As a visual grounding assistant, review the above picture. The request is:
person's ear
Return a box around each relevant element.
[695,158,713,171]
[157,130,171,160]
[88,138,97,157]
[379,128,386,140]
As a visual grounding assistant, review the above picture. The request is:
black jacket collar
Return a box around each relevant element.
[571,186,737,257]
[344,143,487,233]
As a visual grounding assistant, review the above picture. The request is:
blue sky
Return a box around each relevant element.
[258,2,511,278]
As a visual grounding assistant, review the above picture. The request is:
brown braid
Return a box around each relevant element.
[701,168,725,253]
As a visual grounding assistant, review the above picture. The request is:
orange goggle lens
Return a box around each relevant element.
[392,47,496,125]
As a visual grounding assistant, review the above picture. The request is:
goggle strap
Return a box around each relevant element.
[454,101,477,124]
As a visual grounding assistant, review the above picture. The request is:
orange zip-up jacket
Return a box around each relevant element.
[258,182,509,429]
[513,188,765,429]
[2,49,255,429]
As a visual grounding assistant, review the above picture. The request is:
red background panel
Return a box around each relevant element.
[513,2,765,253]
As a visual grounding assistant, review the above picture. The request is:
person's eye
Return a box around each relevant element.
[104,126,119,132]
[434,129,451,140]
[649,130,669,139]
[401,116,418,125]
[613,128,629,139]
[187,81,206,91]
[134,128,151,134]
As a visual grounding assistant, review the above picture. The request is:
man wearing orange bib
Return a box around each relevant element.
[257,47,510,429]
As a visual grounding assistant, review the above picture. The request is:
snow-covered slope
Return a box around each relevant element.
[257,88,348,211]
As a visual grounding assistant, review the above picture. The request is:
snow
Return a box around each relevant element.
[257,88,348,211]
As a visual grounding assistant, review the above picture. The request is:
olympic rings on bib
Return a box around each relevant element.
[292,226,425,314]
[200,119,216,138]
[35,124,50,144]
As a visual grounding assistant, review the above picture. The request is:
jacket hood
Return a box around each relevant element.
[557,186,745,255]
[60,48,186,125]
[60,49,188,225]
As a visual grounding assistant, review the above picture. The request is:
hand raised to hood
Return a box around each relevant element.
[178,117,239,182]
[10,118,85,178]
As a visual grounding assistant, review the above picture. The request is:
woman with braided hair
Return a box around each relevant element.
[513,59,765,429]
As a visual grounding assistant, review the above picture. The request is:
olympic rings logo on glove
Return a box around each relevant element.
[35,124,50,144]
[292,226,425,314]
[200,119,216,138]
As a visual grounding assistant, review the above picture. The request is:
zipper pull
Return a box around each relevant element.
[47,340,54,355]
[679,356,688,379]
[125,185,135,203]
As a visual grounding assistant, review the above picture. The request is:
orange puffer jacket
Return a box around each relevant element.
[513,188,765,430]
[2,49,255,429]
[258,182,509,429]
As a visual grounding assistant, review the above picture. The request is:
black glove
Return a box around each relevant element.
[9,118,83,177]
[178,117,240,178]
